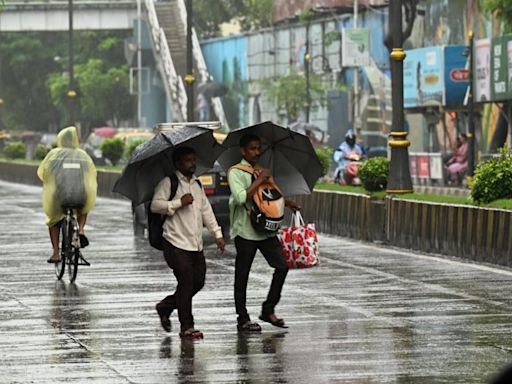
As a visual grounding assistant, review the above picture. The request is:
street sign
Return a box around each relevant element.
[341,28,370,67]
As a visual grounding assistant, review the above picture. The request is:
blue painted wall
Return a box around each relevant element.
[201,35,249,127]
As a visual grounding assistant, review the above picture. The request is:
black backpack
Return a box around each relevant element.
[146,174,201,250]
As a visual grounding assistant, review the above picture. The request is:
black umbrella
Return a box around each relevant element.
[113,126,225,204]
[197,80,229,98]
[217,121,323,196]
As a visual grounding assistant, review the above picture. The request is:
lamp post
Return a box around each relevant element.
[304,20,311,123]
[185,0,194,122]
[386,0,413,194]
[67,0,76,126]
[466,31,476,184]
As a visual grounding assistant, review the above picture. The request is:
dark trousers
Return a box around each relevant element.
[234,236,289,325]
[159,239,206,331]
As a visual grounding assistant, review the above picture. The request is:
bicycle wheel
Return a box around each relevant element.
[55,220,68,280]
[67,217,79,283]
[68,247,79,283]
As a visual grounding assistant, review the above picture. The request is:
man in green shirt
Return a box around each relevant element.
[228,133,300,332]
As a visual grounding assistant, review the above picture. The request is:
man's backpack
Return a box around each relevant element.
[146,174,201,250]
[230,164,285,232]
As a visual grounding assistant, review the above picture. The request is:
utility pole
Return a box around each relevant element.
[353,0,360,132]
[136,0,143,127]
[185,0,194,122]
[67,0,77,126]
[467,31,475,184]
[386,0,413,193]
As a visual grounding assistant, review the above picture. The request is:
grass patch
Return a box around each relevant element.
[397,193,471,206]
[0,158,40,165]
[314,183,386,199]
[315,182,512,210]
[96,165,123,172]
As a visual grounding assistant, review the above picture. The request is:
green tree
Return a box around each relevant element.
[48,59,135,130]
[483,0,512,32]
[263,71,325,123]
[194,0,272,38]
[0,31,130,133]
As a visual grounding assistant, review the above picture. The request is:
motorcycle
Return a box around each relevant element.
[334,151,363,186]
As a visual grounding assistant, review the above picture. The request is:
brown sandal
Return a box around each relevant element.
[180,328,204,339]
[259,314,288,329]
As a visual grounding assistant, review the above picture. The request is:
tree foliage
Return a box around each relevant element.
[483,0,512,32]
[263,71,325,123]
[194,0,272,38]
[0,31,131,133]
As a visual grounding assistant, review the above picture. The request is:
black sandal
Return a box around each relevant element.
[237,321,262,332]
[259,314,288,329]
[47,256,61,263]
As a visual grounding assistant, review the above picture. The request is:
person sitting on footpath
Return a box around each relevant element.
[445,133,468,186]
[37,126,97,263]
[228,133,300,332]
[151,146,225,339]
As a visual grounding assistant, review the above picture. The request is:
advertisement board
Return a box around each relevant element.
[491,35,512,101]
[404,47,444,108]
[474,38,491,103]
[404,45,469,109]
[341,28,370,67]
[444,45,470,107]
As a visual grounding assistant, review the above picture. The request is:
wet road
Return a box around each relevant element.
[1,180,512,383]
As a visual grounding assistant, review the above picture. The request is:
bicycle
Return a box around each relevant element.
[55,207,90,282]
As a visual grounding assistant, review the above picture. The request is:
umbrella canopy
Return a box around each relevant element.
[197,80,229,98]
[113,126,225,204]
[93,127,118,138]
[217,121,323,196]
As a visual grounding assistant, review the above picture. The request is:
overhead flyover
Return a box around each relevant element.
[0,0,138,31]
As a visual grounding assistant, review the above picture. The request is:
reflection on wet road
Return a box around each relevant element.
[1,180,512,383]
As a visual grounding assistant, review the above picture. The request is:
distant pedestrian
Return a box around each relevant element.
[228,133,300,332]
[197,93,210,122]
[151,146,225,339]
[445,133,468,186]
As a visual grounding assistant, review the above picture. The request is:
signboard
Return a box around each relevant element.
[404,45,470,108]
[417,154,430,179]
[341,28,370,67]
[404,47,443,108]
[474,38,491,102]
[444,46,470,107]
[491,36,512,101]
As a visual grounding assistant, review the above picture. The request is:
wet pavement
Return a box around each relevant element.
[1,180,512,383]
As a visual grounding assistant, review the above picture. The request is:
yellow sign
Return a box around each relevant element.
[198,175,214,186]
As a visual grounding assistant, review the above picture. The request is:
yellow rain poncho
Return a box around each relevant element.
[37,126,97,226]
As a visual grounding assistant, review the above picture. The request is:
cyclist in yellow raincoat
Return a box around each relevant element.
[37,126,97,263]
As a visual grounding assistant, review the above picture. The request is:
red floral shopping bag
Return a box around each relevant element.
[278,211,319,268]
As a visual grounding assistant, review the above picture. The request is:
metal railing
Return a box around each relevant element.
[176,0,228,129]
[144,0,187,121]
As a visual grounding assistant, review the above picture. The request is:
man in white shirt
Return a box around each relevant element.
[151,146,225,339]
